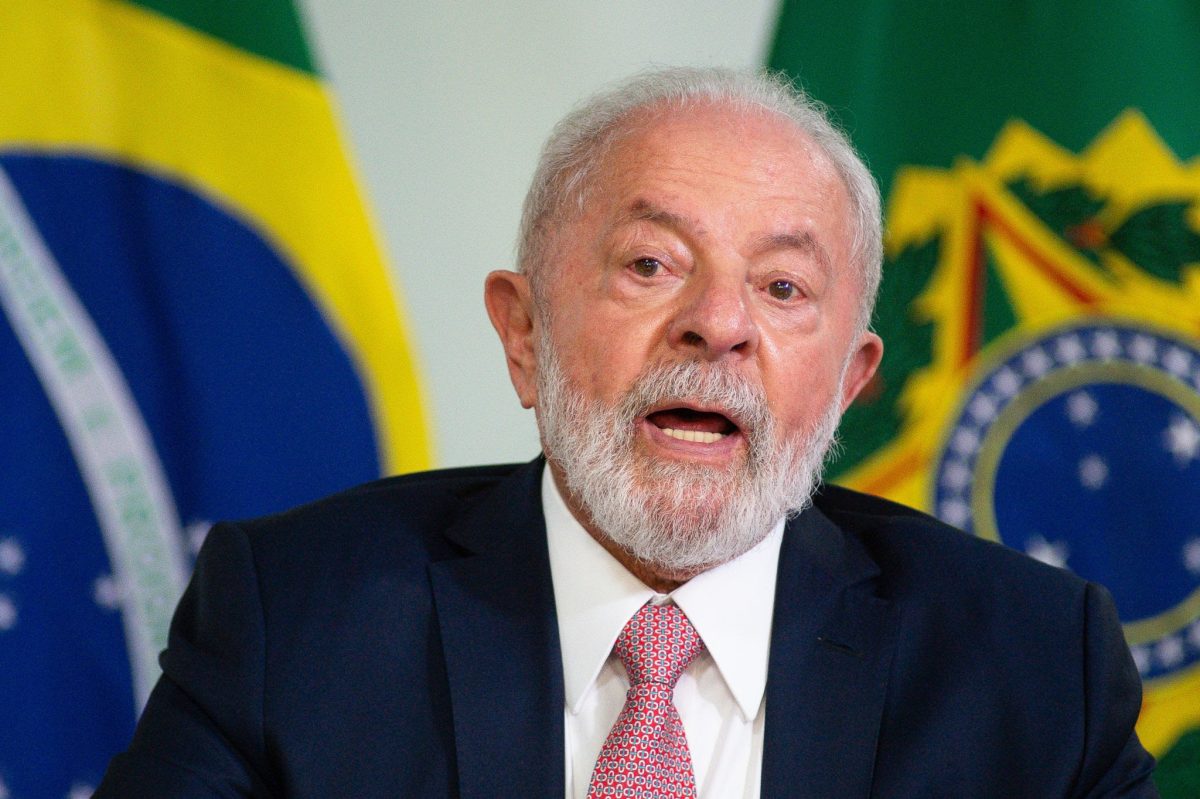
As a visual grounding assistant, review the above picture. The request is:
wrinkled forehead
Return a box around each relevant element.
[591,100,842,198]
[548,102,853,260]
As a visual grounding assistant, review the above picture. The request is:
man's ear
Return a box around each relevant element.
[839,330,884,413]
[484,270,539,409]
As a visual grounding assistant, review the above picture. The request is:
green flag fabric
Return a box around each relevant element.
[771,4,1200,796]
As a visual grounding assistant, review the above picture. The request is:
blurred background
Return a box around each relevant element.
[1,1,1197,796]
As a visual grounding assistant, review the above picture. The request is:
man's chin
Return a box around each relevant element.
[634,447,747,483]
[633,475,740,519]
[609,512,770,578]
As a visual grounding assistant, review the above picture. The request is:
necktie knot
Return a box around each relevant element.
[614,602,705,690]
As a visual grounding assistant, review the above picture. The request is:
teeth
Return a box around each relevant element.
[661,427,726,444]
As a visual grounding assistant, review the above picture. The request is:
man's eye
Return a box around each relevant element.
[767,279,799,300]
[630,258,662,278]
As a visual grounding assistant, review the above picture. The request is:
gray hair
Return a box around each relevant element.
[516,66,883,331]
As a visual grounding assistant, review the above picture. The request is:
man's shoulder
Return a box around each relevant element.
[246,461,524,522]
[813,482,1089,607]
[219,461,536,567]
[813,482,939,527]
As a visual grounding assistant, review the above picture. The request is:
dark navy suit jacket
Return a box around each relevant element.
[96,458,1157,797]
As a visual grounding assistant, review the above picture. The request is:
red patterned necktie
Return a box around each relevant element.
[586,601,706,798]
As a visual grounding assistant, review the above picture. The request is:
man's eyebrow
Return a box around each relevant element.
[756,230,831,270]
[612,198,698,235]
[612,199,832,270]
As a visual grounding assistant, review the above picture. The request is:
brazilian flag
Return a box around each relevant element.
[771,3,1200,795]
[0,1,429,795]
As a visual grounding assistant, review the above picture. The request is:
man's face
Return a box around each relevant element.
[487,102,882,576]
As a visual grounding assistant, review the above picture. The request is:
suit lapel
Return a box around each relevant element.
[428,459,564,799]
[761,501,899,799]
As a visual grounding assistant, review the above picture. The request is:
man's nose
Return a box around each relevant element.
[666,270,759,359]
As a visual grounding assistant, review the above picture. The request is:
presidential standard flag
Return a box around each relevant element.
[0,1,430,796]
[770,3,1200,795]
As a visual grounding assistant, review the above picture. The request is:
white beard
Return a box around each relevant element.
[536,340,846,574]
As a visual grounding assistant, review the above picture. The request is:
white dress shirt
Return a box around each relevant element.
[542,468,784,799]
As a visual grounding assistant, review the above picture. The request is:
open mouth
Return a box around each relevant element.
[644,406,739,444]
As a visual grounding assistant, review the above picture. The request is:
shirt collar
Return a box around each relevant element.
[543,466,784,721]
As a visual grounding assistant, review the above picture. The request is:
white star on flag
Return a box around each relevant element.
[1184,537,1200,577]
[1164,414,1200,466]
[93,575,124,611]
[1025,535,1070,568]
[1078,454,1109,490]
[993,367,1021,398]
[1054,335,1086,363]
[1065,391,1099,428]
[67,783,95,799]
[0,537,25,575]
[939,499,972,528]
[1131,645,1152,676]
[1163,346,1193,377]
[940,461,972,491]
[1129,334,1158,363]
[1155,636,1186,669]
[0,594,17,631]
[950,427,980,456]
[1021,348,1052,378]
[1092,330,1121,359]
[968,392,998,423]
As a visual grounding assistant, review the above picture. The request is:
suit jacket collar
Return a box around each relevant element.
[761,495,899,798]
[429,458,564,799]
[430,462,898,799]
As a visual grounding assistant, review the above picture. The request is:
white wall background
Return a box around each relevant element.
[301,1,781,469]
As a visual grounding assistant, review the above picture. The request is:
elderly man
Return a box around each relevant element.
[97,68,1156,797]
